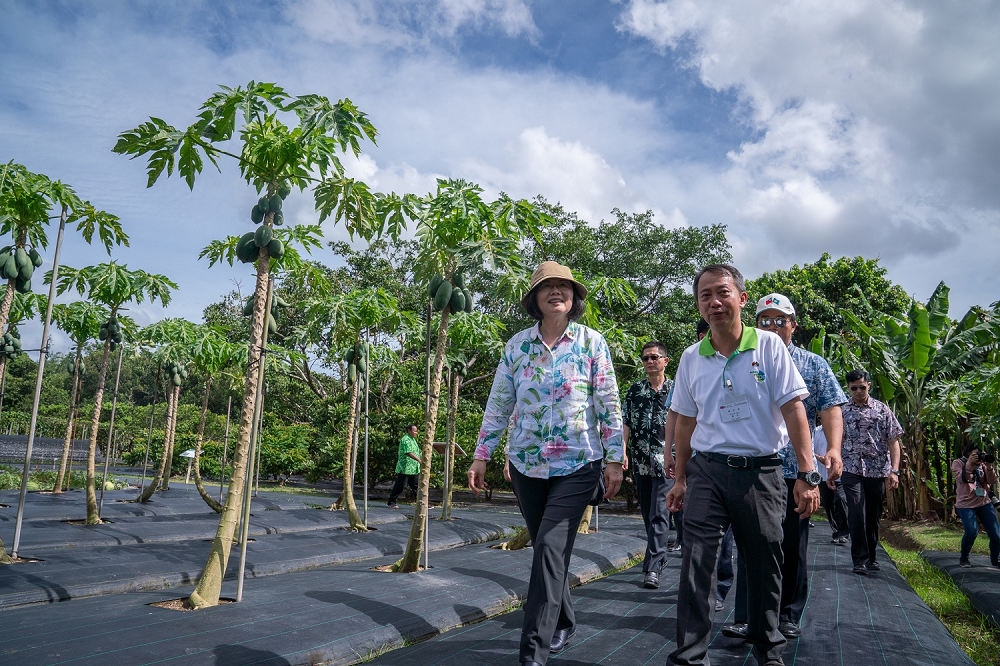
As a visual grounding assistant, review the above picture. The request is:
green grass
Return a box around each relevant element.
[882,520,1000,665]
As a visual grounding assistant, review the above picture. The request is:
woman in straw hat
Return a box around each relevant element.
[467,260,624,665]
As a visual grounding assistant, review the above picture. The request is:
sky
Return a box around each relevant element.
[2,0,999,354]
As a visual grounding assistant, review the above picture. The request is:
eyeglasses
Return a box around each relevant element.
[757,317,790,328]
[641,354,665,362]
[848,385,868,392]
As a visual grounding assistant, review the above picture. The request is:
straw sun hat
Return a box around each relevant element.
[520,261,587,310]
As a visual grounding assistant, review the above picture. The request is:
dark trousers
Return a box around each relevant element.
[779,478,810,625]
[636,473,671,574]
[842,472,885,566]
[669,455,786,665]
[819,480,849,538]
[510,460,601,664]
[387,473,417,504]
[716,526,735,602]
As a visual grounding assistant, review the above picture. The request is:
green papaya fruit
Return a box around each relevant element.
[259,196,271,213]
[267,314,277,335]
[267,238,284,259]
[345,348,356,364]
[28,248,43,268]
[453,272,465,288]
[171,373,182,387]
[242,299,254,316]
[112,330,123,344]
[14,248,31,276]
[236,232,258,263]
[428,274,444,298]
[278,183,291,199]
[268,194,282,213]
[356,356,367,375]
[14,277,30,294]
[251,204,265,224]
[274,295,290,308]
[449,288,466,313]
[273,211,284,226]
[17,262,33,281]
[254,224,273,248]
[1,254,18,280]
[432,280,453,311]
[463,288,473,312]
[347,363,357,384]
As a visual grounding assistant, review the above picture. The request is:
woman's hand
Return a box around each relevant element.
[603,462,623,499]
[467,459,489,495]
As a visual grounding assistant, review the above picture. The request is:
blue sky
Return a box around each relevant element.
[3,0,998,353]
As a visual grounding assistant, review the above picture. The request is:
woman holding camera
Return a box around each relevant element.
[952,443,1000,568]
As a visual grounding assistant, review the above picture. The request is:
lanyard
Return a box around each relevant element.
[722,349,740,391]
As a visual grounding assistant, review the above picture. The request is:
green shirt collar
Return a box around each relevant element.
[698,324,759,356]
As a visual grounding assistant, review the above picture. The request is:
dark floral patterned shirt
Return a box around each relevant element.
[623,377,674,477]
[841,395,903,478]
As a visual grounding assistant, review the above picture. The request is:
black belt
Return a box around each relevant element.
[699,451,781,469]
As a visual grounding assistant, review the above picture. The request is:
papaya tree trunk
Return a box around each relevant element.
[187,243,270,609]
[193,376,223,513]
[494,526,530,550]
[394,308,451,572]
[0,282,15,349]
[160,383,180,491]
[331,377,366,529]
[139,382,178,503]
[84,339,113,524]
[440,372,460,520]
[53,348,83,493]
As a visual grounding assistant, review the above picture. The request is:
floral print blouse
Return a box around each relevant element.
[474,321,624,478]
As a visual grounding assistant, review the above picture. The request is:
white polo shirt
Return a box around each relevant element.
[671,325,808,457]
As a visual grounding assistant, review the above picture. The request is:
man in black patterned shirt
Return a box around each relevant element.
[623,340,674,589]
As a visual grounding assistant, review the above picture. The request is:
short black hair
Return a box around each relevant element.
[845,369,870,384]
[642,340,667,356]
[694,264,746,295]
[696,319,709,337]
[522,286,585,321]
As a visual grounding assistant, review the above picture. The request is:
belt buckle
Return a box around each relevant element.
[726,455,750,469]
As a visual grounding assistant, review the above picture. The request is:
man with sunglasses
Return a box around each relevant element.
[623,341,674,589]
[722,294,847,641]
[841,369,902,575]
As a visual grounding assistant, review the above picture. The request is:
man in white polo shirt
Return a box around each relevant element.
[666,264,820,666]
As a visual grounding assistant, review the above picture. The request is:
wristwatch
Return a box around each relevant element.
[797,469,822,487]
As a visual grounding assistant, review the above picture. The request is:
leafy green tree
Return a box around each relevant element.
[113,81,398,608]
[747,253,910,346]
[56,263,176,524]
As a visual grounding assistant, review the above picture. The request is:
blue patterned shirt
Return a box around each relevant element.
[779,343,848,478]
[842,395,903,478]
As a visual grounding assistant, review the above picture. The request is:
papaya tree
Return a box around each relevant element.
[0,161,127,386]
[55,263,176,524]
[113,80,407,608]
[51,301,110,492]
[390,178,548,572]
[318,288,401,528]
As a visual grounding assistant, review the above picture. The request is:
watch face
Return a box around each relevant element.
[800,470,821,485]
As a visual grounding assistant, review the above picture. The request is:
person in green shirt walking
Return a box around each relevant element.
[388,424,420,508]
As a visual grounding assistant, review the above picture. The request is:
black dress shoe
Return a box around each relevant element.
[866,560,880,571]
[852,563,868,575]
[722,623,749,639]
[643,571,659,589]
[550,627,576,654]
[778,621,801,638]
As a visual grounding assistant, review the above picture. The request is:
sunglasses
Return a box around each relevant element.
[641,354,665,362]
[757,316,790,328]
[848,385,868,392]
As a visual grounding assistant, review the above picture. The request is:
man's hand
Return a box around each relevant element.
[825,449,843,483]
[467,459,488,495]
[666,478,686,512]
[886,471,900,491]
[603,462,623,499]
[793,480,820,517]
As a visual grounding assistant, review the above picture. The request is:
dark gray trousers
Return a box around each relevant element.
[669,454,786,665]
[636,473,671,574]
[510,460,601,664]
[779,478,810,625]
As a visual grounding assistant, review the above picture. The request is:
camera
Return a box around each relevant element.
[980,448,996,464]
